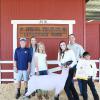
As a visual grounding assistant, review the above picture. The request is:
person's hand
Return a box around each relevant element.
[36,72,39,75]
[27,68,30,74]
[47,70,49,74]
[14,67,18,73]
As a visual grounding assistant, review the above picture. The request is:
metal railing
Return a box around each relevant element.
[0,59,100,83]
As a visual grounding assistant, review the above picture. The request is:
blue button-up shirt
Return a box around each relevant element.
[14,47,31,70]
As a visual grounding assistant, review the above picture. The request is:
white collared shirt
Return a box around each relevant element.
[58,49,77,68]
[67,43,85,61]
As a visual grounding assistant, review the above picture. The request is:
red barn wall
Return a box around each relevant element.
[0,0,85,61]
[86,21,100,59]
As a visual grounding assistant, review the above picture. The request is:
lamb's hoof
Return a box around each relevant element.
[23,95,31,99]
[22,96,30,100]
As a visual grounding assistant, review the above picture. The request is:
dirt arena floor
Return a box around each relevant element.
[0,82,100,100]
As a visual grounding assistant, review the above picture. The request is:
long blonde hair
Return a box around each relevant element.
[36,42,46,54]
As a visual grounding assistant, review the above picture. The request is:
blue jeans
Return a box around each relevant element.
[68,64,83,95]
[64,74,79,100]
[81,78,99,100]
[16,70,28,82]
[78,79,82,94]
[64,65,79,100]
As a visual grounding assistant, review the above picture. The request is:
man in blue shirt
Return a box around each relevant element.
[14,38,31,99]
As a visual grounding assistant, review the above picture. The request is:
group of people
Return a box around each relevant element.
[14,36,50,99]
[14,34,99,100]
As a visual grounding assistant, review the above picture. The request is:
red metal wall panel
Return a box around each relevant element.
[0,0,85,60]
[86,21,100,59]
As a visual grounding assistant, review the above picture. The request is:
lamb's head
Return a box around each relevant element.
[61,67,69,75]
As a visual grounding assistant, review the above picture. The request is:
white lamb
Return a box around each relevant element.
[25,67,69,98]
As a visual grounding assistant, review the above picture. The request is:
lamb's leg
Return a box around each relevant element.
[54,96,59,100]
[43,91,49,100]
[37,90,43,100]
[25,88,36,96]
[54,88,62,100]
[25,79,36,96]
[37,94,43,100]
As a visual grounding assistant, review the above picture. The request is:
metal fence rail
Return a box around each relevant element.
[0,59,100,83]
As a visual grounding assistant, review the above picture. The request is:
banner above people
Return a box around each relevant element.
[17,25,68,38]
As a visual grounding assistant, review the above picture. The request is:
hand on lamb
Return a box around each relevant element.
[36,72,39,75]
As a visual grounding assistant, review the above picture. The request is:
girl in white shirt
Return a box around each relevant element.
[34,42,49,100]
[58,41,79,100]
[34,42,48,74]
